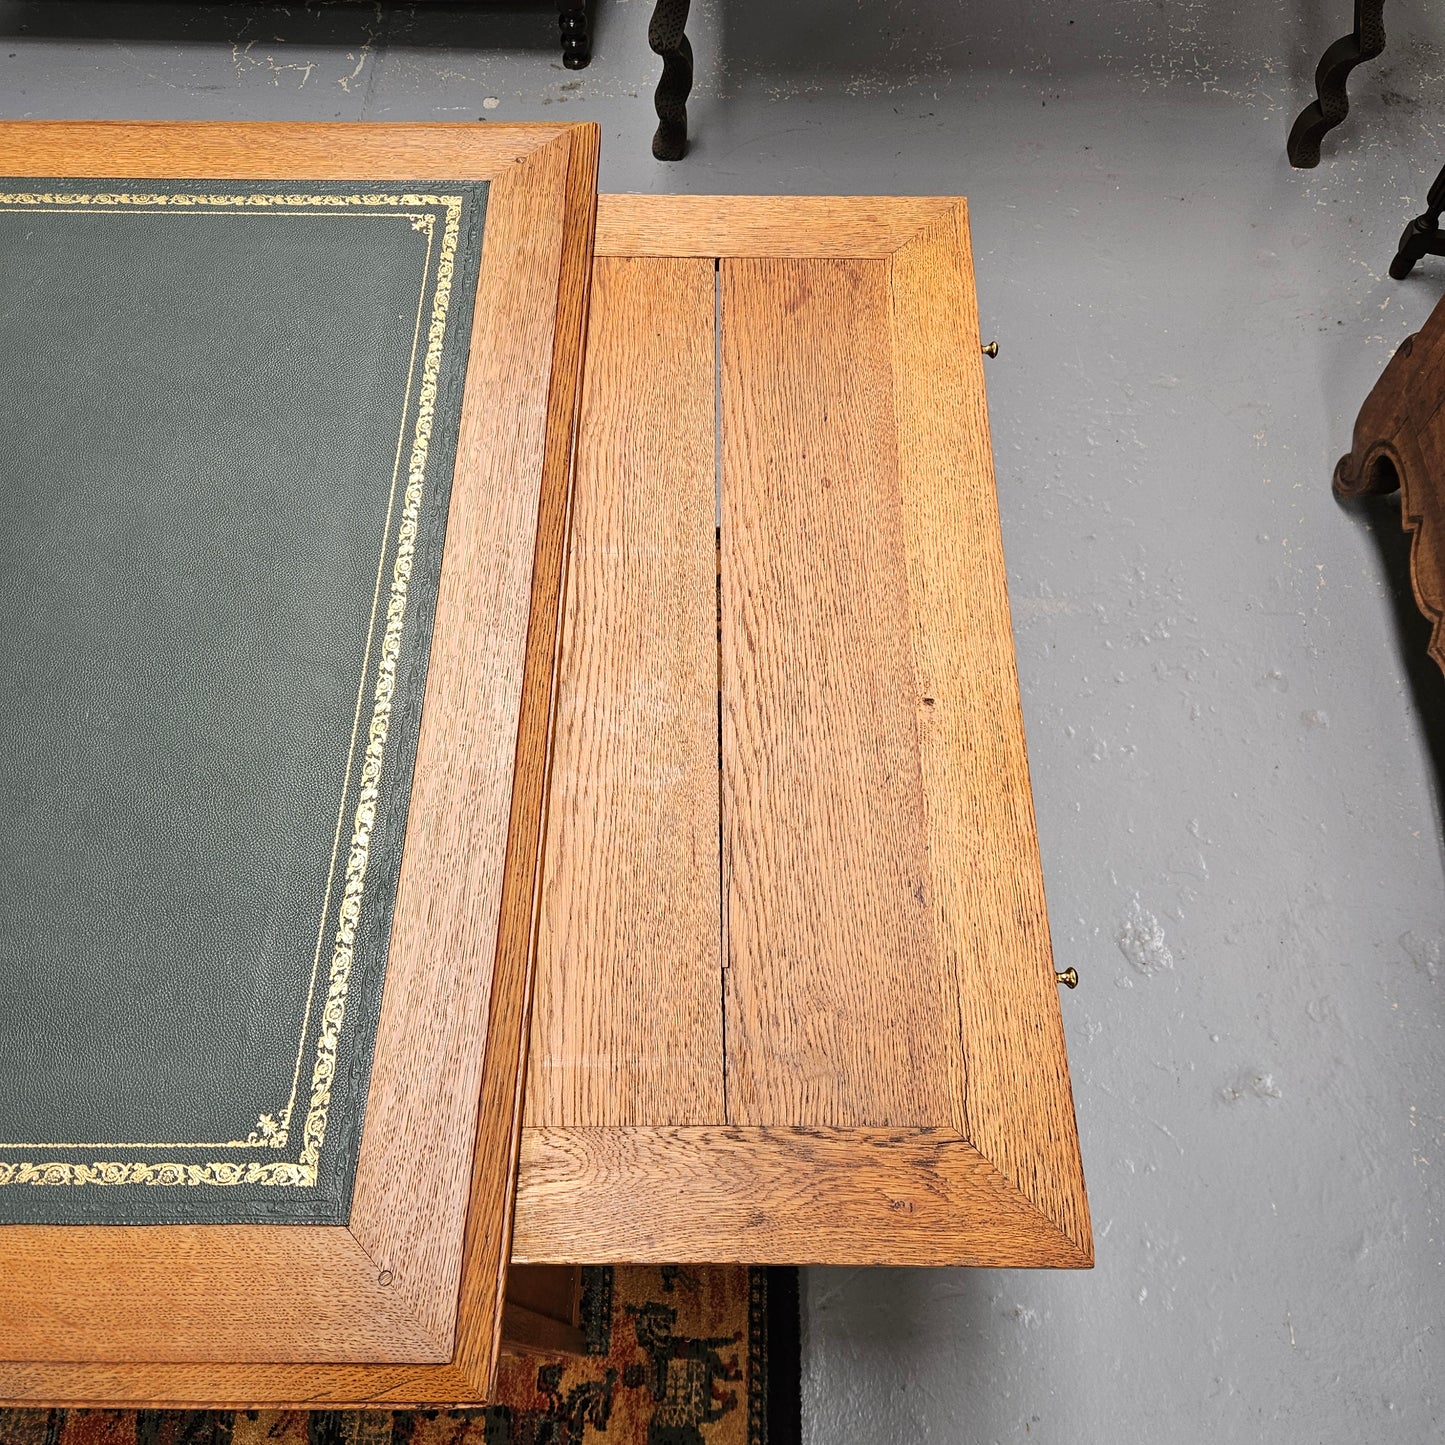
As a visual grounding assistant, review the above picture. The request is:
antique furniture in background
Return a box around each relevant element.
[1390,161,1445,279]
[648,0,692,159]
[1335,292,1445,670]
[557,0,592,68]
[334,1,596,71]
[1287,0,1386,167]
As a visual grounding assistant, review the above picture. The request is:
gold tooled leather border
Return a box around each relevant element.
[0,189,465,1188]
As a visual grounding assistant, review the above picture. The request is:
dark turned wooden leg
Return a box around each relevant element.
[559,0,591,69]
[1287,0,1387,167]
[648,0,692,161]
[1391,162,1445,280]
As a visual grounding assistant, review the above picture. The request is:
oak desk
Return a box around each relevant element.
[0,177,1088,1411]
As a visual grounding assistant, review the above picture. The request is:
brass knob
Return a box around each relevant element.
[981,340,999,358]
[1055,967,1078,989]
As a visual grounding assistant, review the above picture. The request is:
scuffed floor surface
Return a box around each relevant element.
[3,0,1445,1439]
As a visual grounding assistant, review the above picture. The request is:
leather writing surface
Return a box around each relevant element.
[0,179,487,1223]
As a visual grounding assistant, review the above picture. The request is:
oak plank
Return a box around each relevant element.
[0,1228,444,1362]
[513,1126,1091,1267]
[526,255,724,1129]
[0,1363,491,1412]
[349,119,601,1383]
[341,117,572,1359]
[458,118,600,1388]
[887,207,1090,1254]
[0,122,570,180]
[0,1279,579,1407]
[719,256,957,1129]
[595,195,959,258]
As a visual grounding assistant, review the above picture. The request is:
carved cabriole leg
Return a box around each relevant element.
[649,0,692,161]
[1287,0,1387,168]
[559,0,591,69]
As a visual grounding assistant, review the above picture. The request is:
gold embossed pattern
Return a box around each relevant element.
[0,190,464,1190]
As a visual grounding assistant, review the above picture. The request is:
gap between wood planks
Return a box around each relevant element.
[714,254,729,1126]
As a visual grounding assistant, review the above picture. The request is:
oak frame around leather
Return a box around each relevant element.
[0,121,598,1408]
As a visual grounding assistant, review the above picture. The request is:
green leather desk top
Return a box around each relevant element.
[0,178,487,1224]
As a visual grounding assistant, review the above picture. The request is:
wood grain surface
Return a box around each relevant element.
[720,256,957,1129]
[0,121,599,1406]
[0,1363,498,1412]
[345,115,572,1358]
[514,1127,1090,1266]
[0,121,572,180]
[595,195,961,258]
[886,206,1089,1247]
[526,255,724,1129]
[457,116,599,1392]
[513,195,1090,1272]
[0,1227,446,1362]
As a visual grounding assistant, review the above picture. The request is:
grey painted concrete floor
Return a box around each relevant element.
[4,2,1445,1439]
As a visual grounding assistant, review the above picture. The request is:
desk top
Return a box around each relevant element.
[0,119,599,1409]
[0,181,1088,1412]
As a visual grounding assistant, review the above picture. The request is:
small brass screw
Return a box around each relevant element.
[1055,967,1078,989]
[981,340,999,358]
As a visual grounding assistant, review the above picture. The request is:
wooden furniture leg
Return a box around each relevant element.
[648,0,692,161]
[558,0,591,70]
[1390,162,1445,280]
[1287,0,1387,167]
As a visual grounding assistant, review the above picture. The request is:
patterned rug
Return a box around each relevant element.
[0,1267,800,1445]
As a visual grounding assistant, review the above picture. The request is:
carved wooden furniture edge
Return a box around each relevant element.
[1335,317,1445,674]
